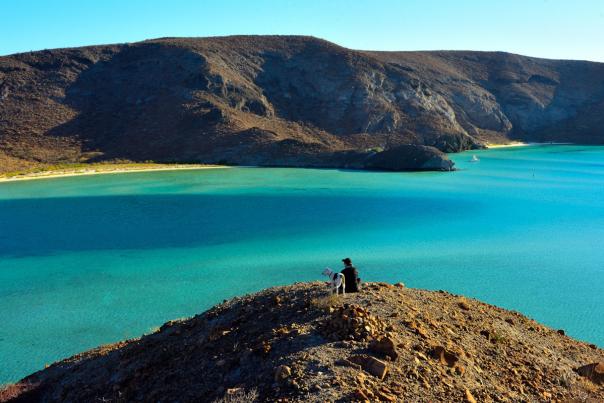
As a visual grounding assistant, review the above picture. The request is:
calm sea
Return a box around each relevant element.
[1,145,603,383]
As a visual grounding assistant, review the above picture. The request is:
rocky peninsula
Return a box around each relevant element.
[2,282,603,402]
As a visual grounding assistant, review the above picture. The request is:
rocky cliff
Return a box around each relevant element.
[1,36,604,172]
[2,282,603,402]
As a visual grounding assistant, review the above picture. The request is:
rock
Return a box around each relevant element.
[429,346,460,367]
[576,362,604,385]
[377,390,397,401]
[465,388,477,403]
[226,388,244,395]
[0,84,9,101]
[363,145,455,172]
[395,282,405,288]
[322,304,386,341]
[557,329,565,335]
[406,320,429,339]
[458,300,470,311]
[334,359,362,370]
[369,336,399,360]
[415,352,428,361]
[274,365,291,383]
[349,355,389,379]
[354,388,370,401]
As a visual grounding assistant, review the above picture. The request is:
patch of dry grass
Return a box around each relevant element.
[212,388,258,403]
[310,293,340,311]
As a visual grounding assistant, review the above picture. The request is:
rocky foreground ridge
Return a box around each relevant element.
[2,282,603,402]
[2,36,604,173]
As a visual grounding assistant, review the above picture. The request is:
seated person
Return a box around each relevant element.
[340,257,361,292]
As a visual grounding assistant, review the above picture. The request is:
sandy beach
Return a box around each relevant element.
[484,141,529,149]
[0,164,228,183]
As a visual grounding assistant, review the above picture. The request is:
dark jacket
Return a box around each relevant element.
[340,265,360,292]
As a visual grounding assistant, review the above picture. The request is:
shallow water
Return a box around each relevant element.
[1,144,603,383]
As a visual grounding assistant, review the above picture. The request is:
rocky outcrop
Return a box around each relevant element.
[363,144,455,171]
[576,362,604,385]
[2,282,603,402]
[1,36,604,173]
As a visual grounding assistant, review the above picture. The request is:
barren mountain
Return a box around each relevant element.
[2,282,603,402]
[1,36,604,172]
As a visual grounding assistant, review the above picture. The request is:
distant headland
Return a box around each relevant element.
[1,36,604,173]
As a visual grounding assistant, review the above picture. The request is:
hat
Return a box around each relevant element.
[342,257,352,264]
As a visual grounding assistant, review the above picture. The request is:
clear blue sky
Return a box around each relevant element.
[1,0,603,61]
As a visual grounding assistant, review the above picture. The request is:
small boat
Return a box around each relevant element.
[470,155,480,163]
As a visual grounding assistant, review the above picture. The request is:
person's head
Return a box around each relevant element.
[342,257,352,266]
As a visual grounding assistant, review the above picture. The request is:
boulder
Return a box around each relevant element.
[430,346,460,367]
[274,365,291,383]
[369,336,399,360]
[576,362,604,385]
[354,388,370,402]
[349,355,389,379]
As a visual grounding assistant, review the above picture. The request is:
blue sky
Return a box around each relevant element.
[1,0,603,61]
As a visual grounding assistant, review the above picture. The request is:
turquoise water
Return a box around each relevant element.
[1,144,604,383]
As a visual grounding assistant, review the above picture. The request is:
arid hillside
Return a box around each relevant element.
[1,36,604,172]
[2,282,603,402]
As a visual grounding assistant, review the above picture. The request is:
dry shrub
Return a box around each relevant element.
[212,388,258,403]
[310,293,339,311]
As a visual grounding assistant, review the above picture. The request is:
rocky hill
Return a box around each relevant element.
[1,36,604,172]
[2,282,603,402]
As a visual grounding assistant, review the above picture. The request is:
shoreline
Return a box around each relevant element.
[484,141,576,149]
[0,164,228,183]
[0,142,582,183]
[484,141,529,149]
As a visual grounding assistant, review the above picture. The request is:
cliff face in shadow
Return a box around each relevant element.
[1,36,603,172]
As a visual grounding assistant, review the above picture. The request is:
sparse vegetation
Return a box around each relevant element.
[212,388,258,403]
[490,330,507,345]
[309,293,339,311]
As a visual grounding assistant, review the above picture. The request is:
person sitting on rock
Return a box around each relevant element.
[340,257,361,293]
